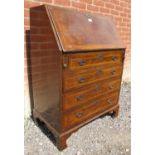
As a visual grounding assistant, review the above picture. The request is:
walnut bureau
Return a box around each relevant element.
[30,5,126,150]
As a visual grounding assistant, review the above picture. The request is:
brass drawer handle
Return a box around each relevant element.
[111,70,116,75]
[96,69,103,75]
[112,56,117,61]
[91,100,99,105]
[79,60,87,66]
[96,54,104,60]
[76,95,84,101]
[107,99,113,104]
[78,77,86,83]
[109,84,114,90]
[75,112,83,118]
[95,84,101,91]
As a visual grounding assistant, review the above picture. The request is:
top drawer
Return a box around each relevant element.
[63,50,124,70]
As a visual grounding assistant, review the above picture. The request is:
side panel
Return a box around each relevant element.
[30,6,62,131]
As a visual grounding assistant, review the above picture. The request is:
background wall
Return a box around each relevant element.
[24,0,131,117]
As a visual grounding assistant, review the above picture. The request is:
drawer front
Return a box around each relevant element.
[62,92,119,129]
[63,51,123,70]
[63,78,121,111]
[63,65,122,91]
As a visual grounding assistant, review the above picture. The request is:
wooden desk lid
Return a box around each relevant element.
[46,5,125,52]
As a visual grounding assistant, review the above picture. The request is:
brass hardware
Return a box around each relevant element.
[63,63,68,68]
[63,55,69,68]
[112,56,117,61]
[79,60,87,66]
[95,84,101,91]
[107,99,112,104]
[78,77,86,83]
[111,70,116,75]
[76,95,84,101]
[76,112,83,118]
[96,69,103,75]
[91,100,99,105]
[96,54,104,60]
[109,84,114,90]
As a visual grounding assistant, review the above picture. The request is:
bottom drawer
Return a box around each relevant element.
[62,92,119,129]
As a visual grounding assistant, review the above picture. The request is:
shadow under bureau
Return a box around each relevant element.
[30,5,126,150]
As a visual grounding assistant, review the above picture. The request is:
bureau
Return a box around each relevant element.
[30,5,125,150]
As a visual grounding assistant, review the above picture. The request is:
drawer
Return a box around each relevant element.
[63,65,122,91]
[63,51,123,70]
[62,92,119,129]
[63,78,121,111]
